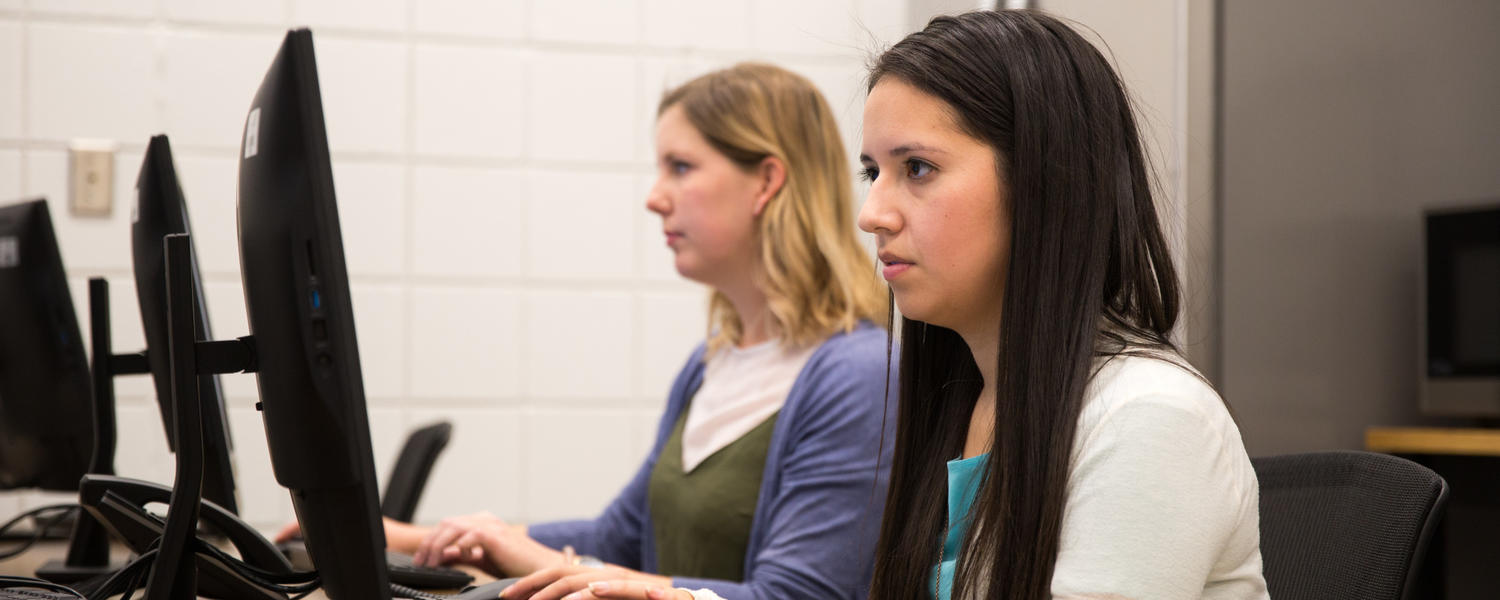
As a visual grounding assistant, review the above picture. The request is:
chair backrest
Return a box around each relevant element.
[1253,450,1448,600]
[381,421,454,523]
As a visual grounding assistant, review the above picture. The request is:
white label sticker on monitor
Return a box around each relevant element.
[0,236,18,268]
[244,107,261,159]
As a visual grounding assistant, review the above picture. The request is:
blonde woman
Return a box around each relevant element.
[398,63,892,600]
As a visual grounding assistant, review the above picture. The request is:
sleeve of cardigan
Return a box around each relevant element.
[672,335,894,600]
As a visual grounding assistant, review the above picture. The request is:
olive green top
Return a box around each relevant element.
[648,408,780,581]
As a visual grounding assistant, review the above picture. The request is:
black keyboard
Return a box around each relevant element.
[0,589,80,600]
[386,550,475,590]
[278,540,474,590]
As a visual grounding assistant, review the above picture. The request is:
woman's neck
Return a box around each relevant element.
[959,322,1000,459]
[720,281,773,348]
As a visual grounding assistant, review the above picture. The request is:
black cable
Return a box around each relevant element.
[0,576,87,599]
[188,539,320,593]
[390,583,450,600]
[87,545,158,600]
[87,553,148,600]
[0,505,79,561]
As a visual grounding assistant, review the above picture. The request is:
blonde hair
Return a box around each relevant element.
[659,63,887,351]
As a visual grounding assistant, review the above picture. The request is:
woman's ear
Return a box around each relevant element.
[752,156,787,217]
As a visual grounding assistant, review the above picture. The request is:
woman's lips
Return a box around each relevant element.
[879,251,913,280]
[881,261,911,280]
[876,252,912,282]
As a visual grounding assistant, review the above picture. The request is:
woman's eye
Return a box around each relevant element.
[859,166,879,182]
[905,159,933,179]
[669,160,691,175]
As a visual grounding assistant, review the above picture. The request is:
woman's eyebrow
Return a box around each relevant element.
[890,142,947,156]
[860,143,948,163]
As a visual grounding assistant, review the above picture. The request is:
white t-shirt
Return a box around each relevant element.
[1050,354,1269,599]
[680,339,818,472]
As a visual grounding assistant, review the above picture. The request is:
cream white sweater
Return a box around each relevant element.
[1049,354,1268,599]
[689,354,1270,600]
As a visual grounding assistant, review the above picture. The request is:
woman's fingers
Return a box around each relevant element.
[501,565,584,600]
[414,521,468,566]
[575,580,679,600]
[530,573,595,600]
[272,521,301,544]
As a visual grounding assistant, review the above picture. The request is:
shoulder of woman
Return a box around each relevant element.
[805,321,891,370]
[784,323,894,414]
[1081,353,1226,424]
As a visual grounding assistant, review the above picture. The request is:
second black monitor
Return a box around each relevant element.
[132,134,240,514]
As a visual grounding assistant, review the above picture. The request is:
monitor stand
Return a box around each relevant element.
[74,235,272,600]
[36,278,148,583]
[144,234,258,599]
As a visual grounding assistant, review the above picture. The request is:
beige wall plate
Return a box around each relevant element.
[70,139,117,218]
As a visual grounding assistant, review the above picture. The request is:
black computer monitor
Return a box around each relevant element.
[133,134,240,515]
[238,28,391,599]
[0,199,94,491]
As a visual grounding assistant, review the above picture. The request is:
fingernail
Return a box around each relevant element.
[589,582,613,593]
[646,588,665,600]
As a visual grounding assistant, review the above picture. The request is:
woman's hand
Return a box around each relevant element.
[273,516,433,554]
[413,511,559,576]
[272,521,301,544]
[558,580,696,600]
[499,565,677,600]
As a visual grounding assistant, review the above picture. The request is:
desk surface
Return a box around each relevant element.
[1364,426,1500,456]
[0,541,485,599]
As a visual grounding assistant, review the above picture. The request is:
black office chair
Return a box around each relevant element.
[1253,450,1448,600]
[381,421,454,523]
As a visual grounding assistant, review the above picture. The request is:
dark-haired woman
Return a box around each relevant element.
[856,10,1268,600]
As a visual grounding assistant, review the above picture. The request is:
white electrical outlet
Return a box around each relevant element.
[70,139,117,218]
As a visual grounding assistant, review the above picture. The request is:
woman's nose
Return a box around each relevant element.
[857,183,898,235]
[645,179,670,215]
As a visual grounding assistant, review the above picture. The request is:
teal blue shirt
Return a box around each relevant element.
[931,453,989,599]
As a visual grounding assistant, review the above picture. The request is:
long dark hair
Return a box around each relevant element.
[867,10,1181,600]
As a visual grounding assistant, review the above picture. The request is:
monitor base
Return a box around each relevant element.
[34,559,124,584]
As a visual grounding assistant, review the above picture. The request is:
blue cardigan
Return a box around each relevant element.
[529,323,896,599]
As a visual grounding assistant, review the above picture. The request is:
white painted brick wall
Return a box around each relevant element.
[530,0,640,47]
[411,165,526,278]
[31,0,153,20]
[0,20,20,140]
[413,44,526,159]
[27,25,158,143]
[317,38,409,155]
[413,0,524,40]
[163,32,285,150]
[173,154,243,276]
[1,0,912,533]
[527,52,639,163]
[410,287,522,400]
[525,169,637,280]
[642,1,751,51]
[0,150,19,199]
[292,0,407,35]
[163,0,286,27]
[331,160,408,276]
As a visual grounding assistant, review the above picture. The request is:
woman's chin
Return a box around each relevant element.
[674,259,708,285]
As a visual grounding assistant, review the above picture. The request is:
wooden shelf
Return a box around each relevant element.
[1364,427,1500,457]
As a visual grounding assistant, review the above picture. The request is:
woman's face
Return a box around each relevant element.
[646,104,766,287]
[857,78,1011,335]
